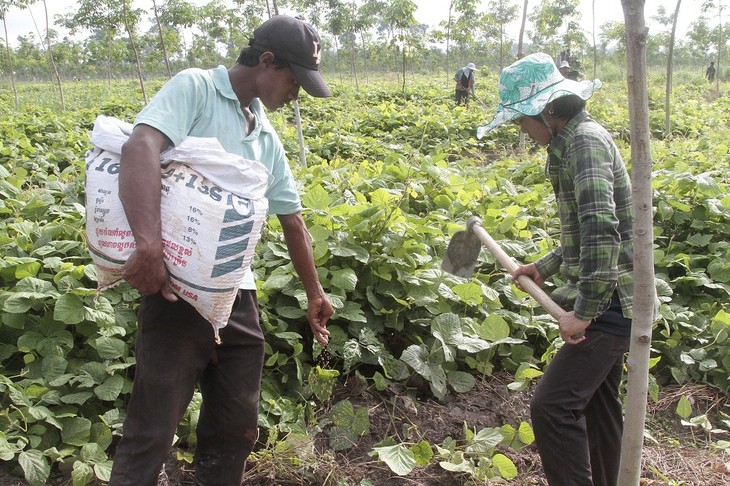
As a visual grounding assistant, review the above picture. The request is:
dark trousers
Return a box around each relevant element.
[530,330,630,486]
[109,290,265,486]
[455,88,469,105]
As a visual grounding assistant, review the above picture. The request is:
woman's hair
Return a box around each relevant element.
[237,46,291,69]
[548,94,586,120]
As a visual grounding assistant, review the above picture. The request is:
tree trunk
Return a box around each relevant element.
[499,22,505,70]
[664,0,681,138]
[38,0,65,109]
[122,0,148,103]
[106,33,113,90]
[517,0,528,59]
[350,43,359,90]
[517,0,528,151]
[401,37,406,101]
[350,1,359,90]
[619,0,656,484]
[716,5,723,93]
[360,33,370,84]
[446,0,453,84]
[3,17,19,110]
[152,0,173,78]
[334,37,342,84]
[592,0,597,79]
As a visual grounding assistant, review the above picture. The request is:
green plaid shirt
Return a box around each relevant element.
[535,111,634,321]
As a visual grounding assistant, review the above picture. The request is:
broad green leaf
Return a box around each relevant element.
[301,184,331,210]
[430,313,460,361]
[372,371,390,391]
[18,449,51,486]
[0,437,15,461]
[42,356,68,382]
[452,282,483,305]
[1,312,25,328]
[309,366,340,402]
[72,461,94,486]
[493,453,518,479]
[61,417,92,447]
[400,345,430,379]
[696,173,722,197]
[17,332,44,353]
[61,392,95,405]
[517,421,535,445]
[93,337,127,360]
[80,442,108,463]
[373,444,416,476]
[262,273,293,291]
[676,395,692,420]
[331,268,358,291]
[480,313,511,342]
[94,461,114,482]
[337,301,367,322]
[90,423,114,451]
[3,294,35,314]
[275,306,306,319]
[307,224,332,243]
[94,374,125,402]
[14,261,42,278]
[409,440,434,466]
[471,427,503,452]
[438,451,473,473]
[14,276,57,295]
[54,293,85,324]
[447,370,475,393]
[713,309,730,327]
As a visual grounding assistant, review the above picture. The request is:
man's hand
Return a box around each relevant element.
[118,124,175,301]
[307,293,333,346]
[122,247,177,302]
[559,311,590,345]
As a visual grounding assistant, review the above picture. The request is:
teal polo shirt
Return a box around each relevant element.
[133,66,303,289]
[134,65,302,216]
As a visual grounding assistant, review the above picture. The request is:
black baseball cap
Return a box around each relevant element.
[250,15,332,98]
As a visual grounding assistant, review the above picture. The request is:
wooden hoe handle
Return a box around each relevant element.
[466,216,567,321]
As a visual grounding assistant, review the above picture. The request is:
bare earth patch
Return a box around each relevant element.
[1,375,728,485]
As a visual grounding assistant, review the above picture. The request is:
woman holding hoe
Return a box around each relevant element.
[477,53,634,486]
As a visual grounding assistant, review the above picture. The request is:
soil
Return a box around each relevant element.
[1,374,728,485]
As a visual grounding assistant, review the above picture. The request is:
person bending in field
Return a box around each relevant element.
[109,15,333,486]
[454,62,476,106]
[477,53,634,486]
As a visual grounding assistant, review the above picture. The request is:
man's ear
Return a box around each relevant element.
[259,51,275,67]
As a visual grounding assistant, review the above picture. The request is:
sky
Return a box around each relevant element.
[2,0,701,49]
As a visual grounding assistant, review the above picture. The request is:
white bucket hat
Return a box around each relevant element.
[477,53,601,139]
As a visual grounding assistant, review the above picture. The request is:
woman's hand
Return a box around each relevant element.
[559,311,590,345]
[511,263,544,290]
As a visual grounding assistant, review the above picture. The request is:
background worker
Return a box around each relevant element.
[454,62,477,106]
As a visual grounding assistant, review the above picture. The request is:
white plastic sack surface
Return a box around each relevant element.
[85,116,270,340]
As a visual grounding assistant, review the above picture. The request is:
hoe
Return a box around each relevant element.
[442,216,584,338]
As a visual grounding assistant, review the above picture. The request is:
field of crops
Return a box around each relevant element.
[1,73,730,484]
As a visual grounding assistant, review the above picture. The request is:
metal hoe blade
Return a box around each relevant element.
[442,216,569,324]
[441,226,481,278]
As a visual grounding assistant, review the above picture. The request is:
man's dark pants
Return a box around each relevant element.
[530,326,630,486]
[109,289,264,486]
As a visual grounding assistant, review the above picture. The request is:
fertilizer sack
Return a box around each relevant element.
[85,116,271,340]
